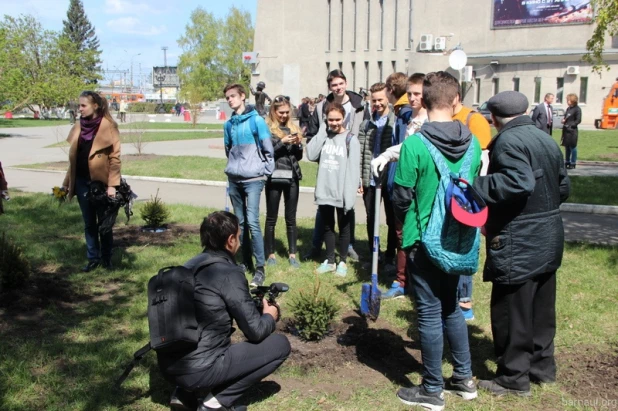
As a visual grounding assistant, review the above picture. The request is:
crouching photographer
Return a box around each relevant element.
[159,211,291,411]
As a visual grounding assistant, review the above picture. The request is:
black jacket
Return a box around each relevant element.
[271,134,303,181]
[306,90,366,140]
[561,105,582,148]
[158,250,276,376]
[473,116,570,285]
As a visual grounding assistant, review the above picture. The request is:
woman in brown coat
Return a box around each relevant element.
[62,91,121,271]
[0,161,8,215]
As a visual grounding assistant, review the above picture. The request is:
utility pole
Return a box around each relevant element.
[162,46,168,67]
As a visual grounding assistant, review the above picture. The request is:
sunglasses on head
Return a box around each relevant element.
[273,95,290,103]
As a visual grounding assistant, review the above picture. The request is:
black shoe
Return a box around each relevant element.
[571,164,576,169]
[250,268,265,287]
[302,247,321,261]
[198,403,247,411]
[397,385,445,411]
[170,386,198,410]
[477,379,531,397]
[444,377,478,400]
[82,261,100,272]
[102,259,114,270]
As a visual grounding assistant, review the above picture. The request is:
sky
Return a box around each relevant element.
[2,0,257,87]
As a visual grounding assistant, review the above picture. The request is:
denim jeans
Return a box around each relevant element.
[407,247,473,392]
[457,275,473,303]
[311,208,356,250]
[565,146,577,165]
[228,179,266,270]
[75,178,113,262]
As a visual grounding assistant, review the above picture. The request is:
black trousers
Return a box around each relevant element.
[319,205,351,264]
[490,271,557,391]
[176,334,291,408]
[362,185,397,260]
[264,180,299,255]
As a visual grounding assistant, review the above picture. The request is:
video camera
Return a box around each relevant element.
[251,283,289,319]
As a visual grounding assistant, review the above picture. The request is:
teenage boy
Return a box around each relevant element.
[393,71,481,410]
[357,83,397,271]
[223,83,274,287]
[304,70,364,262]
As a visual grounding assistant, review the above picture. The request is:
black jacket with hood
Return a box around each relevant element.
[306,90,366,141]
[157,249,276,377]
[473,115,570,285]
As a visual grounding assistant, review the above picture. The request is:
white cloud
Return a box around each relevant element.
[104,0,161,15]
[106,17,167,36]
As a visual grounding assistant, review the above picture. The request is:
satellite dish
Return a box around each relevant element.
[449,50,468,70]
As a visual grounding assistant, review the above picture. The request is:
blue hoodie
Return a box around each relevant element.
[224,106,275,181]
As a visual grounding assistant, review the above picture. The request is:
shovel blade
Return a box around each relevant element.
[368,274,381,320]
[360,283,371,316]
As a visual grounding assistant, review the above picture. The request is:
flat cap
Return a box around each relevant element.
[487,91,529,117]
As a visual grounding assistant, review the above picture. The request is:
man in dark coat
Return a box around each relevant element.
[473,91,570,397]
[531,93,555,135]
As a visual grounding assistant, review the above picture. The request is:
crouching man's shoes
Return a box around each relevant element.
[478,379,531,397]
[81,260,100,272]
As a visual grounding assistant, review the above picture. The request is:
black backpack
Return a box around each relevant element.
[116,257,227,386]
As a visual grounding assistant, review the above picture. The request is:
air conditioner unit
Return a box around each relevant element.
[463,65,474,82]
[419,34,433,51]
[434,37,447,51]
[566,66,580,75]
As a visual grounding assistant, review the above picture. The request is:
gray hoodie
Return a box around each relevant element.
[306,123,361,213]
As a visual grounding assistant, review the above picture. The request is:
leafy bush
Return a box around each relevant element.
[290,277,340,341]
[127,103,175,113]
[0,232,30,290]
[140,190,170,228]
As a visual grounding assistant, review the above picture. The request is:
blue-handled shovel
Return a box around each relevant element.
[360,180,382,320]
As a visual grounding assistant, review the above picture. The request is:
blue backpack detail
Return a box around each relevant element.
[417,135,480,276]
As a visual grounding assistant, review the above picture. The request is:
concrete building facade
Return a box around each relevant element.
[252,0,618,124]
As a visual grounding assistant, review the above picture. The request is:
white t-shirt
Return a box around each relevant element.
[343,100,353,128]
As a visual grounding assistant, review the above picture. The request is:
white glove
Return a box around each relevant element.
[371,155,390,178]
[1,190,9,201]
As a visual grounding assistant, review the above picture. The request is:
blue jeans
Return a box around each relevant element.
[311,208,356,250]
[75,178,113,262]
[407,247,473,392]
[457,275,473,303]
[228,179,266,270]
[565,146,577,165]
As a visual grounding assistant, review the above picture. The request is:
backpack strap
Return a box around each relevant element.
[418,134,452,178]
[115,342,152,387]
[346,132,354,157]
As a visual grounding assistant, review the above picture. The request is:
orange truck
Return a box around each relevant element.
[595,78,618,129]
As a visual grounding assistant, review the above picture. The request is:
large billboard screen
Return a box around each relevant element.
[152,66,180,88]
[492,0,593,28]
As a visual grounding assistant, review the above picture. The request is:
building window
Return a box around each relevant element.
[580,77,588,104]
[326,62,331,77]
[379,0,384,50]
[365,61,369,89]
[474,78,481,104]
[338,61,343,70]
[407,0,413,49]
[366,0,371,50]
[327,0,331,51]
[392,60,397,73]
[492,78,500,96]
[393,0,398,49]
[378,61,383,82]
[353,0,357,50]
[513,78,520,92]
[351,61,356,90]
[340,0,344,51]
[534,77,542,103]
[556,77,564,104]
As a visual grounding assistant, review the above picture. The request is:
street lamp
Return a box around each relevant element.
[155,72,166,105]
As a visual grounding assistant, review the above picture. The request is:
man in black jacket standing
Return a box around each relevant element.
[473,91,570,397]
[162,211,290,411]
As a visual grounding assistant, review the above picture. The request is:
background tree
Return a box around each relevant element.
[220,7,254,85]
[62,0,102,84]
[584,0,618,73]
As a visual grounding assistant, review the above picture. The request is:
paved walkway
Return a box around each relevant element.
[2,123,618,246]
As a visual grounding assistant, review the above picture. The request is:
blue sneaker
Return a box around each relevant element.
[335,262,348,277]
[266,257,277,266]
[382,282,405,300]
[288,256,300,269]
[461,307,475,321]
[315,260,336,274]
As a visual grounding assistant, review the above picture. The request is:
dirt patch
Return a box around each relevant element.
[558,346,618,404]
[113,224,199,248]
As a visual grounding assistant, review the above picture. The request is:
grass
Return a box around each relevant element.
[552,130,618,162]
[0,118,71,128]
[118,122,223,130]
[0,192,616,410]
[44,131,224,148]
[567,176,618,206]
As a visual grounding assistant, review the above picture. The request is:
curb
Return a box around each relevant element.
[577,161,618,167]
[9,168,618,215]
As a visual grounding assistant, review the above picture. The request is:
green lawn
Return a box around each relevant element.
[0,118,71,128]
[0,192,616,410]
[119,122,223,130]
[567,176,618,206]
[44,131,224,148]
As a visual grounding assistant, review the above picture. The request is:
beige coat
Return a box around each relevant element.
[62,117,121,200]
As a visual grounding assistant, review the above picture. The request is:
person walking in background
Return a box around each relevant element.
[473,91,570,397]
[175,102,182,117]
[357,82,397,278]
[306,103,361,277]
[298,97,310,132]
[531,93,555,135]
[62,91,121,272]
[0,161,8,215]
[223,83,274,287]
[118,99,128,123]
[561,93,582,169]
[393,72,481,409]
[249,82,272,118]
[264,96,304,269]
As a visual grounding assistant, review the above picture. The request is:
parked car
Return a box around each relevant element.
[477,101,492,124]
